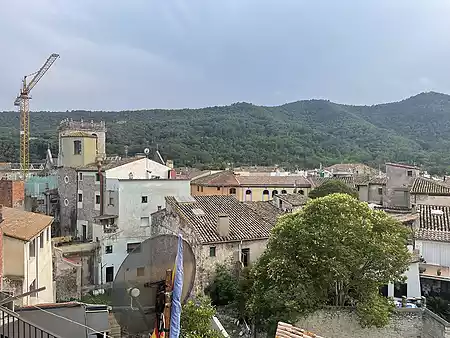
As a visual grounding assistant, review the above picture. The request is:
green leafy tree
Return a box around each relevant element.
[308,180,358,199]
[248,193,411,334]
[181,296,223,338]
[205,264,238,306]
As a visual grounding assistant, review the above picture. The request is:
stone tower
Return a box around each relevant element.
[57,119,107,167]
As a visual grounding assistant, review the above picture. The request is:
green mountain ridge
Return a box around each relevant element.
[1,91,450,173]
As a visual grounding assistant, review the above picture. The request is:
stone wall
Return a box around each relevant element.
[295,307,450,338]
[53,246,81,301]
[57,167,78,235]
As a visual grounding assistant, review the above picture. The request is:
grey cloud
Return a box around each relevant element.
[0,0,449,111]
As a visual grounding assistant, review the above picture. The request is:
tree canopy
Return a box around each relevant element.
[247,193,412,334]
[308,180,359,199]
[2,92,450,173]
[181,296,222,338]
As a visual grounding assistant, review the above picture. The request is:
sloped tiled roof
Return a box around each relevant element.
[416,204,450,242]
[275,193,309,206]
[276,322,324,338]
[236,175,311,187]
[77,156,146,171]
[325,163,376,174]
[411,177,450,195]
[356,176,388,186]
[309,176,357,188]
[63,131,96,138]
[1,207,53,241]
[165,195,273,244]
[386,162,420,170]
[191,171,239,187]
[244,201,283,225]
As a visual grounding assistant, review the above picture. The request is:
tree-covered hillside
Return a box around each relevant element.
[1,92,450,173]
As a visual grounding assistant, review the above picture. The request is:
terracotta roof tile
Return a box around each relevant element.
[276,322,324,338]
[416,204,450,242]
[0,207,53,241]
[166,195,273,243]
[275,193,309,206]
[236,175,311,187]
[309,176,357,188]
[324,163,376,174]
[191,171,239,187]
[411,177,450,195]
[244,201,283,225]
[386,162,420,170]
[77,156,147,171]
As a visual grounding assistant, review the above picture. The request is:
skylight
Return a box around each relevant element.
[192,208,206,216]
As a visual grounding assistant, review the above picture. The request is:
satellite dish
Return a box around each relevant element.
[112,234,196,336]
[144,148,150,156]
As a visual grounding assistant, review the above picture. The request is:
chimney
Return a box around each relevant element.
[217,214,230,237]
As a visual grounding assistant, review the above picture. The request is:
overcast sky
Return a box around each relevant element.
[1,0,450,111]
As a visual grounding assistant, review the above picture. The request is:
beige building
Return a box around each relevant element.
[410,177,450,207]
[356,176,387,205]
[191,170,312,202]
[1,207,54,306]
[59,131,98,168]
[151,195,273,291]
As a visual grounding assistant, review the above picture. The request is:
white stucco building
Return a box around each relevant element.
[94,178,190,284]
[1,207,54,306]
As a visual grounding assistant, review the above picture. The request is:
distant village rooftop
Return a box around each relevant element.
[415,204,450,242]
[275,193,309,207]
[386,162,420,170]
[411,177,450,195]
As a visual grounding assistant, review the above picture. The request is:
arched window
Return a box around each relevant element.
[272,190,279,197]
[245,189,252,202]
[281,190,287,194]
[262,189,270,201]
[299,189,305,195]
[263,190,269,195]
[229,188,236,194]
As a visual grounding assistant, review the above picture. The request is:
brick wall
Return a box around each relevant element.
[0,180,24,208]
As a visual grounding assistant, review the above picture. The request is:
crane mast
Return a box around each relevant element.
[14,53,59,177]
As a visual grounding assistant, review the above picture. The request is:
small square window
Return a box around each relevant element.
[378,187,383,195]
[95,195,101,204]
[105,245,113,254]
[109,196,114,206]
[127,242,141,253]
[40,232,44,249]
[217,187,220,191]
[141,196,148,203]
[209,246,216,257]
[137,267,145,277]
[407,170,413,177]
[78,193,83,202]
[74,140,82,155]
[106,266,114,283]
[140,217,150,227]
[96,173,100,182]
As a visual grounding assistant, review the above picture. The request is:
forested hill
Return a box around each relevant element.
[1,91,450,173]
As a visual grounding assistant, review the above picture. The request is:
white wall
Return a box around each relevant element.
[106,158,170,180]
[98,179,190,283]
[416,240,450,267]
[23,226,54,306]
[412,194,450,206]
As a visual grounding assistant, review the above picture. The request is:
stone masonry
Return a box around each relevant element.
[0,179,24,209]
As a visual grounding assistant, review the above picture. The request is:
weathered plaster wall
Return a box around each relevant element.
[57,167,78,235]
[53,246,81,302]
[295,308,450,338]
[412,194,450,206]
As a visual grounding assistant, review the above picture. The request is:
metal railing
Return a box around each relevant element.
[0,306,63,338]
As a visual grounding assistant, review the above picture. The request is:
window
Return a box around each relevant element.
[407,170,413,177]
[263,190,270,196]
[141,196,148,203]
[246,189,252,195]
[201,186,204,192]
[299,190,305,195]
[39,232,44,249]
[78,193,83,202]
[197,186,200,192]
[137,267,145,277]
[140,217,150,227]
[217,187,221,191]
[378,187,383,195]
[271,190,278,197]
[73,140,82,155]
[95,173,100,182]
[29,280,37,297]
[105,245,113,254]
[29,239,36,258]
[109,196,114,206]
[229,188,236,194]
[78,172,83,181]
[241,248,250,267]
[105,266,114,283]
[95,194,101,205]
[210,247,216,257]
[394,282,407,298]
[127,242,141,253]
[281,190,287,194]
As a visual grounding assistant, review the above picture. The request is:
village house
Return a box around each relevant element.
[190,170,312,202]
[410,176,450,206]
[0,206,54,306]
[324,163,378,177]
[355,176,387,205]
[384,162,421,208]
[271,193,309,212]
[151,195,273,291]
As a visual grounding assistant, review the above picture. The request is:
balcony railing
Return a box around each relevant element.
[0,305,63,338]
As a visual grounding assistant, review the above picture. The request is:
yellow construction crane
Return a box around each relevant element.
[14,53,59,177]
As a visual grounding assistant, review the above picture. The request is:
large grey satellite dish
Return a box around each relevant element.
[112,234,196,336]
